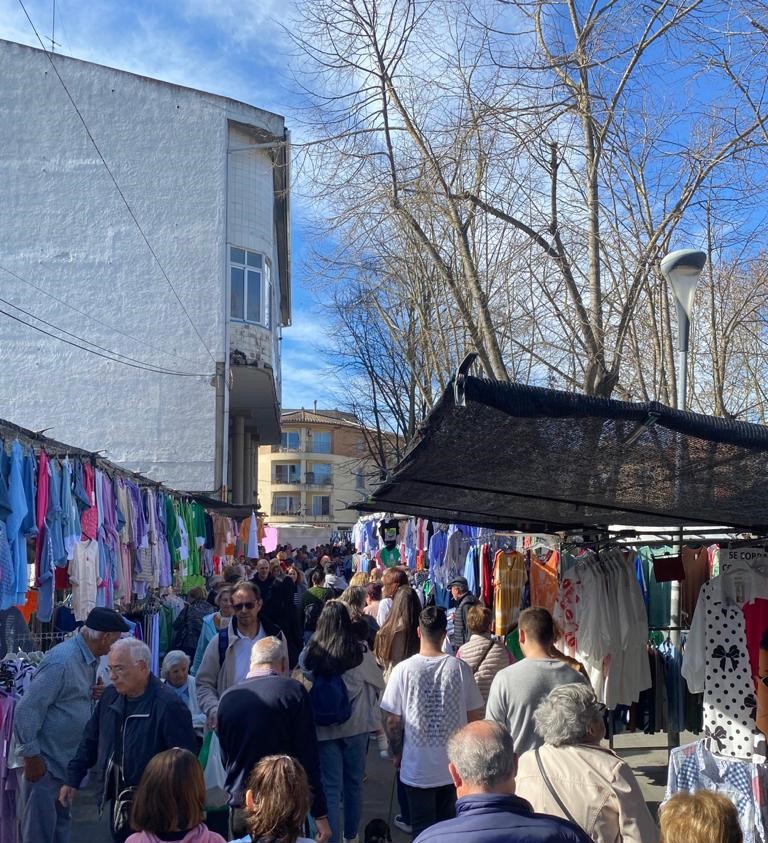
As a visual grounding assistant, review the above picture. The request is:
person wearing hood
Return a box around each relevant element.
[126,747,226,843]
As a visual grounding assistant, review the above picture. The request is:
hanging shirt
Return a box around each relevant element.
[666,740,768,843]
[529,549,559,614]
[493,550,526,636]
[682,575,764,761]
[70,539,99,621]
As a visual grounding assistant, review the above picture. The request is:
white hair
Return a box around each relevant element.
[110,637,151,667]
[160,649,190,679]
[448,722,517,788]
[534,683,603,746]
[81,626,111,642]
[250,635,287,669]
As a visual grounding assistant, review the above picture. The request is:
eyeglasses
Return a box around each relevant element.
[108,665,128,676]
[232,601,257,611]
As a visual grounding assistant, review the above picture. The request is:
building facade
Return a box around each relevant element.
[0,40,290,502]
[257,409,374,530]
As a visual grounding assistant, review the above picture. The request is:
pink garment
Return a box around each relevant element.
[743,597,768,683]
[126,825,227,843]
[80,463,98,540]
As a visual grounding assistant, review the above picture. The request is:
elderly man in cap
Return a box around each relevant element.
[449,576,479,651]
[13,607,128,843]
[61,637,197,842]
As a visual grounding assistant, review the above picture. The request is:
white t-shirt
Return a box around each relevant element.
[376,596,393,626]
[232,625,267,683]
[381,654,484,788]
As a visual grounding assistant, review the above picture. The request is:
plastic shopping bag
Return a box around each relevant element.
[199,730,229,809]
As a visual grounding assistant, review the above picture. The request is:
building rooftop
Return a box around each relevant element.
[281,408,361,428]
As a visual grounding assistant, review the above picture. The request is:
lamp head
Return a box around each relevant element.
[661,249,706,352]
[661,249,707,320]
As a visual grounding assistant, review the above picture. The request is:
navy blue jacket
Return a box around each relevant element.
[414,793,593,843]
[66,674,197,807]
[217,674,327,817]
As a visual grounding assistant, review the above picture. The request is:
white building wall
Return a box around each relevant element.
[0,40,285,491]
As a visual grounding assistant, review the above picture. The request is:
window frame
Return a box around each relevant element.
[273,494,298,515]
[280,430,301,451]
[311,430,332,454]
[229,245,271,328]
[311,495,331,517]
[274,463,301,483]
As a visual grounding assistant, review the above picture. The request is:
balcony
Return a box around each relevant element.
[304,472,333,487]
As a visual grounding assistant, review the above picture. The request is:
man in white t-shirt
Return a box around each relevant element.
[381,606,485,839]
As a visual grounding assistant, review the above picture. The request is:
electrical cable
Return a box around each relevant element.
[0,263,203,367]
[0,299,209,378]
[17,0,218,367]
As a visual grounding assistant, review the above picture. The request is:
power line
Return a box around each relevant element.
[17,0,218,367]
[0,298,209,378]
[0,263,203,367]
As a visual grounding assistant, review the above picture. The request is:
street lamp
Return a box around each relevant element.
[661,249,707,411]
[660,248,707,727]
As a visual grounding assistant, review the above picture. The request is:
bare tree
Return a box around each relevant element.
[290,0,768,438]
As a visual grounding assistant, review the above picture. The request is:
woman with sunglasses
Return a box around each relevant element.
[515,684,658,843]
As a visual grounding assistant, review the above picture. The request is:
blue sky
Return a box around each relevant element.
[0,0,337,410]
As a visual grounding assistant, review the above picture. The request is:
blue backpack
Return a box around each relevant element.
[309,673,352,726]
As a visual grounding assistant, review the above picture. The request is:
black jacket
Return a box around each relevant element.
[66,674,197,807]
[217,674,327,817]
[451,592,479,651]
[172,599,214,658]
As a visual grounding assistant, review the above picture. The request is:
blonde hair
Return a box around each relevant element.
[659,791,742,843]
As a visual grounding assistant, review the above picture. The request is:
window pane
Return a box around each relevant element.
[230,247,246,264]
[275,464,299,482]
[230,267,244,319]
[313,463,332,483]
[247,252,263,268]
[312,431,332,453]
[312,496,330,516]
[247,270,261,323]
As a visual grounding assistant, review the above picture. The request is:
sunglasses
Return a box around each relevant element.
[232,601,257,611]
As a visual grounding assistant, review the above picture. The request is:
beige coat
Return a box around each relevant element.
[515,742,658,843]
[456,633,511,703]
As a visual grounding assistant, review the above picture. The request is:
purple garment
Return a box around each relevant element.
[0,694,18,843]
[127,482,146,548]
[156,493,172,588]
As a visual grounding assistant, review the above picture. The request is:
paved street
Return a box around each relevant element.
[69,731,688,841]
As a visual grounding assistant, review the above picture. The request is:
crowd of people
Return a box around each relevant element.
[12,544,744,843]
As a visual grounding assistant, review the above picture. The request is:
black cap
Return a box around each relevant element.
[85,607,130,633]
[449,576,469,591]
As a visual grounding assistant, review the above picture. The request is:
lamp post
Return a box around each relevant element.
[660,248,706,748]
[661,249,707,411]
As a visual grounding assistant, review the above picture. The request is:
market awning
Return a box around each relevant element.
[356,376,768,532]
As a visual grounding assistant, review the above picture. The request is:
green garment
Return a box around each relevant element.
[165,497,181,565]
[380,546,400,568]
[505,628,523,662]
[638,545,672,628]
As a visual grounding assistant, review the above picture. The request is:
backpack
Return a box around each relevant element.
[304,600,324,633]
[309,673,352,726]
[303,589,333,633]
